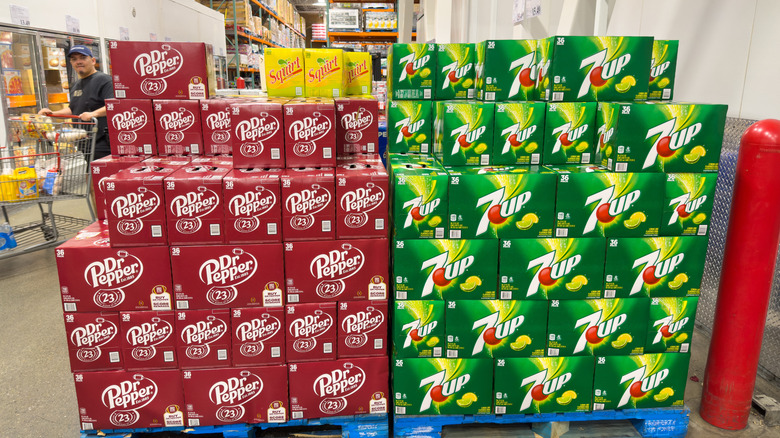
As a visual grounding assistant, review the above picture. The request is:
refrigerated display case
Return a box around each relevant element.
[0,29,45,134]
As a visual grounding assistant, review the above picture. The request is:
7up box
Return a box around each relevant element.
[435,44,476,100]
[593,353,689,410]
[547,298,648,356]
[646,297,698,353]
[434,101,495,166]
[537,36,652,102]
[492,102,547,165]
[387,100,433,154]
[390,162,447,239]
[553,166,664,238]
[499,238,606,300]
[345,51,372,95]
[648,40,678,101]
[604,237,708,298]
[476,39,537,102]
[393,239,498,301]
[543,102,597,165]
[264,48,305,97]
[662,173,716,236]
[445,300,547,358]
[388,43,435,100]
[393,358,493,415]
[393,300,445,358]
[494,356,594,414]
[304,48,346,98]
[598,102,728,173]
[447,166,556,239]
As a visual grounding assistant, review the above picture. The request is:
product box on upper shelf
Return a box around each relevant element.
[90,156,144,220]
[338,300,388,358]
[304,48,346,98]
[223,168,283,244]
[264,48,305,98]
[164,164,228,246]
[175,309,232,369]
[154,99,203,155]
[335,162,388,239]
[435,43,476,100]
[231,307,286,366]
[108,41,216,100]
[200,98,240,155]
[492,101,547,165]
[335,96,379,154]
[231,99,286,169]
[386,100,433,154]
[345,51,372,95]
[648,40,678,101]
[280,167,336,241]
[105,99,157,156]
[120,310,178,370]
[476,39,538,102]
[64,312,122,372]
[286,302,337,363]
[388,43,435,100]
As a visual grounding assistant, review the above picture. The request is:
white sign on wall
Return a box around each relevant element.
[66,15,80,34]
[329,9,360,30]
[10,5,30,26]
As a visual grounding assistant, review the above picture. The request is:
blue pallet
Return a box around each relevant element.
[80,413,388,438]
[393,407,689,438]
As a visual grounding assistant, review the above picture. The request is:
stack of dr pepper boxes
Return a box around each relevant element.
[58,42,389,433]
[387,38,725,418]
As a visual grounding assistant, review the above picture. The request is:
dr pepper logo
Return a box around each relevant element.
[181,315,228,359]
[111,186,161,236]
[342,306,384,348]
[313,363,366,415]
[310,243,365,299]
[101,374,158,426]
[111,107,148,144]
[286,184,331,231]
[198,248,258,306]
[288,113,331,157]
[84,251,144,308]
[208,371,263,422]
[289,310,333,353]
[206,110,231,144]
[169,185,220,234]
[340,107,373,143]
[340,182,385,229]
[133,44,183,96]
[234,113,281,158]
[228,187,277,233]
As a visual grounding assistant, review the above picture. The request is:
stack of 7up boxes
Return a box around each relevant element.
[387,38,727,416]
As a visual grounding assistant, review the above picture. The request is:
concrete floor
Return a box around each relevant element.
[1,201,780,437]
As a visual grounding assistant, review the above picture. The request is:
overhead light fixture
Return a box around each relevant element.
[313,0,326,5]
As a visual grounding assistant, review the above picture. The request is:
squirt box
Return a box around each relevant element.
[265,48,305,98]
[182,365,289,426]
[120,311,178,370]
[105,99,157,156]
[231,307,286,366]
[175,309,231,369]
[231,100,286,169]
[304,48,345,98]
[280,168,336,241]
[74,369,185,431]
[283,99,336,167]
[164,164,229,246]
[64,312,123,372]
[336,162,389,239]
[593,353,689,410]
[154,99,203,155]
[286,302,337,363]
[223,168,283,244]
[289,357,389,419]
[345,51,372,95]
[335,96,378,154]
[338,300,388,358]
[90,156,144,220]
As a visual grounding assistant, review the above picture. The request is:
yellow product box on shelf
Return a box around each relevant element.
[304,48,346,98]
[345,51,372,95]
[264,48,305,97]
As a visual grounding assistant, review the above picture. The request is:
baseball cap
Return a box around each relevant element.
[68,45,93,58]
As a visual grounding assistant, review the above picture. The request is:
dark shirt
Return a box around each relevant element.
[69,71,113,158]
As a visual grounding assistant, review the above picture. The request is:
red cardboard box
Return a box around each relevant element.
[91,155,144,220]
[281,168,335,242]
[182,365,288,426]
[337,300,388,358]
[335,163,389,239]
[201,99,240,155]
[286,302,337,363]
[108,41,215,100]
[164,164,229,246]
[175,309,231,369]
[288,357,389,419]
[283,98,336,167]
[284,238,389,303]
[335,96,379,155]
[154,99,203,155]
[120,311,177,370]
[105,98,157,156]
[231,100,286,168]
[224,168,283,244]
[232,307,286,366]
[170,244,285,309]
[73,369,185,430]
[64,312,123,372]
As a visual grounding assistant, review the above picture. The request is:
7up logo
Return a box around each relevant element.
[476,187,531,236]
[521,369,571,411]
[584,186,640,234]
[403,196,441,229]
[652,315,689,345]
[441,62,473,89]
[651,60,670,79]
[574,309,626,354]
[401,319,438,348]
[421,252,474,298]
[619,366,669,407]
[579,50,631,98]
[668,193,707,225]
[552,121,589,153]
[471,312,524,355]
[395,118,425,144]
[420,370,470,412]
[526,251,581,297]
[450,124,486,155]
[644,119,701,169]
[509,52,536,97]
[632,250,684,295]
[399,53,431,82]
[502,123,537,154]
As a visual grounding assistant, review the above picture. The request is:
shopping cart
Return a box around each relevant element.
[0,114,97,259]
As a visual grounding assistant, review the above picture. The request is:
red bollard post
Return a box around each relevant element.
[700,119,780,429]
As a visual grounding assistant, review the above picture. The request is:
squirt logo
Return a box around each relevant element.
[313,362,366,415]
[209,371,263,422]
[101,374,158,427]
[84,250,144,308]
[198,248,258,306]
[133,44,183,96]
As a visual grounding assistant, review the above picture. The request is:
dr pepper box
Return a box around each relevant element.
[108,41,215,100]
[231,307,286,366]
[120,311,178,370]
[175,309,231,369]
[164,164,229,246]
[281,168,336,241]
[286,302,337,363]
[154,99,203,155]
[91,155,144,220]
[170,244,285,310]
[335,96,379,155]
[288,356,389,419]
[73,369,185,431]
[223,168,283,244]
[182,365,288,426]
[338,300,388,358]
[283,98,336,168]
[200,99,240,155]
[64,312,122,372]
[284,238,389,303]
[231,99,286,169]
[105,99,157,156]
[56,232,174,313]
[336,163,389,239]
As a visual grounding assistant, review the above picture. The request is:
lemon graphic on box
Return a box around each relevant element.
[653,387,675,402]
[456,391,478,407]
[510,334,532,351]
[566,275,589,292]
[556,389,578,405]
[460,275,482,292]
[516,212,539,230]
[623,211,646,229]
[611,333,632,349]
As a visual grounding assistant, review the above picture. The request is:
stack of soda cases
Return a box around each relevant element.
[57,42,389,433]
[387,39,727,417]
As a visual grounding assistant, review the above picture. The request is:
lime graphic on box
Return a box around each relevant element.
[537,36,653,102]
[646,297,698,353]
[476,39,538,102]
[345,51,372,95]
[661,173,716,236]
[436,44,476,100]
[648,40,678,101]
[604,237,707,298]
[499,237,606,300]
[593,353,689,410]
[543,102,597,165]
[390,162,448,239]
[393,300,445,358]
[434,101,495,166]
[598,102,727,173]
[393,239,498,301]
[387,100,434,154]
[494,356,595,414]
[388,43,435,100]
[547,298,648,357]
[393,358,493,415]
[445,300,547,358]
[304,48,346,97]
[264,48,305,97]
[492,102,547,165]
[447,166,556,239]
[552,165,664,238]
